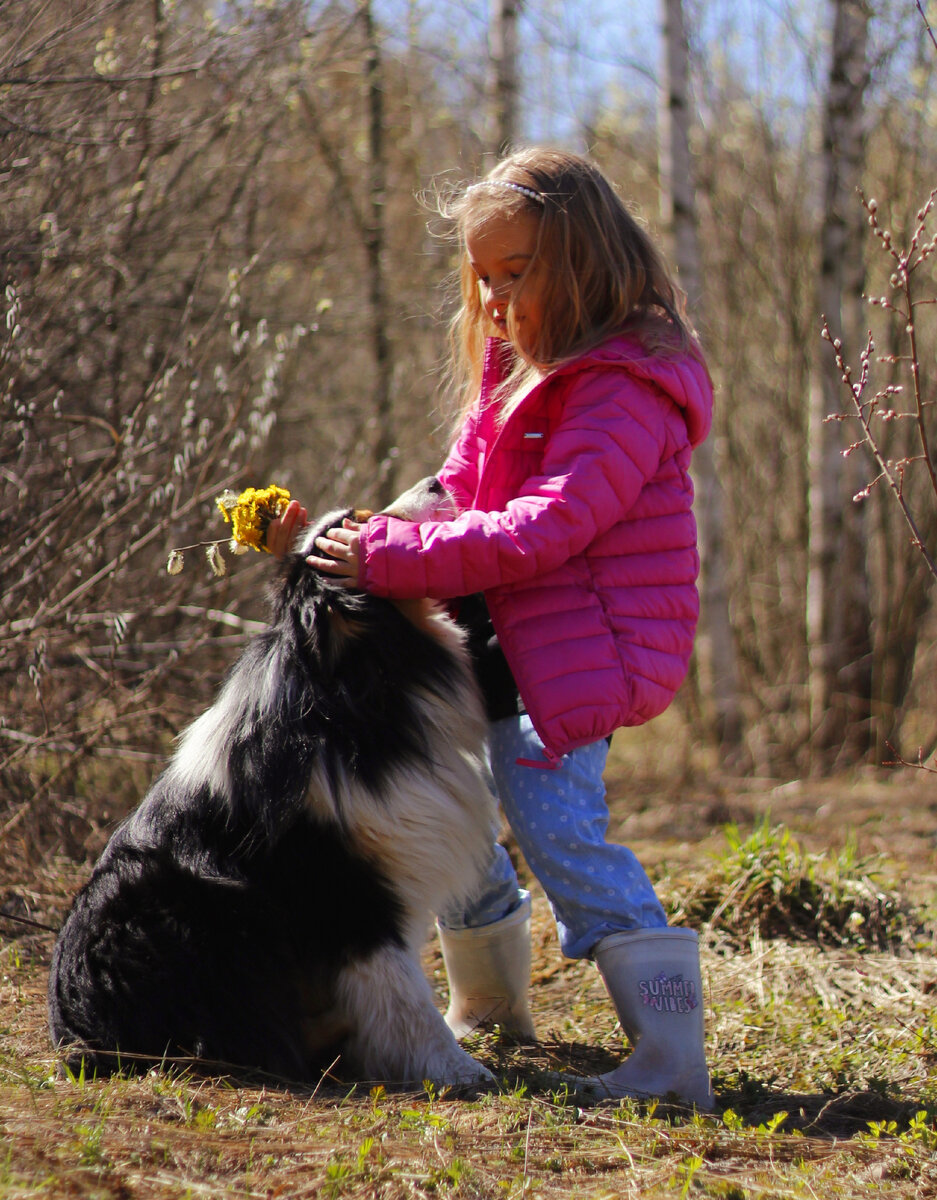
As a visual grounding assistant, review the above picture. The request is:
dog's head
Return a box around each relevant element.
[272,477,458,670]
[291,475,456,563]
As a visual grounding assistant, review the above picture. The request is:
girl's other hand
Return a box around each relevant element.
[306,518,362,587]
[266,499,308,560]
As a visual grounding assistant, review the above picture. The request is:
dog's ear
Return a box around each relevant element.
[290,507,357,562]
[353,509,374,522]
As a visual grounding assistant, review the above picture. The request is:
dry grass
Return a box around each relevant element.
[1,762,936,1198]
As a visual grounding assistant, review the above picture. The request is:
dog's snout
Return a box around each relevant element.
[380,476,454,523]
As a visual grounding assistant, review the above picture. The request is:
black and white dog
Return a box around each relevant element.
[48,479,497,1088]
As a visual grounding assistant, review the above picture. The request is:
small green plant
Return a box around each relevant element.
[498,1172,539,1197]
[229,1101,272,1127]
[864,1109,937,1153]
[322,1157,352,1198]
[72,1093,113,1170]
[399,1105,451,1134]
[75,1120,106,1167]
[671,817,920,950]
[674,1152,705,1197]
[719,1107,788,1137]
[756,1110,789,1136]
[62,1056,90,1090]
[320,1137,380,1199]
[904,1110,937,1151]
[420,1158,469,1190]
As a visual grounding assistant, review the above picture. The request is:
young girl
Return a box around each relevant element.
[270,147,714,1108]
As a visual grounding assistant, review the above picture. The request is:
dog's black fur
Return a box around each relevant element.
[48,483,496,1086]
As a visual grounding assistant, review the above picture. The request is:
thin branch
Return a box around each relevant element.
[821,319,937,581]
[916,0,937,56]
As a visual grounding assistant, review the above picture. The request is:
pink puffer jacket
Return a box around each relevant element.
[360,333,713,763]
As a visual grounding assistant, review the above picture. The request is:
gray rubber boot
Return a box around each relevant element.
[589,927,714,1109]
[437,895,536,1041]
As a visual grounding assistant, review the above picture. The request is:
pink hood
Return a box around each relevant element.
[360,334,713,761]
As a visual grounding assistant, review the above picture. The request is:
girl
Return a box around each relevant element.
[270,147,714,1108]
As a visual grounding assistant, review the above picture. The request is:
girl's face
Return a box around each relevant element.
[465,211,543,359]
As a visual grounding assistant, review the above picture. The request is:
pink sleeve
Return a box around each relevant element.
[360,373,674,600]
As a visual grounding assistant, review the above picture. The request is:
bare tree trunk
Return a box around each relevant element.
[362,0,397,507]
[807,0,872,769]
[658,0,742,753]
[488,0,520,155]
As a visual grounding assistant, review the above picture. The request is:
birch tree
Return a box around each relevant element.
[488,0,520,154]
[658,0,742,751]
[807,0,873,767]
[362,0,398,507]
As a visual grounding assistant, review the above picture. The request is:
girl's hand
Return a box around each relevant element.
[306,518,362,587]
[265,499,308,560]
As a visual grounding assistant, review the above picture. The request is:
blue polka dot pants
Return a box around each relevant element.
[438,714,667,959]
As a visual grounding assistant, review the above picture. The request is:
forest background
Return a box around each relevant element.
[3,4,937,1198]
[2,0,937,870]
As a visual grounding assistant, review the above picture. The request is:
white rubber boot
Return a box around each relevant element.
[437,895,536,1041]
[590,927,714,1109]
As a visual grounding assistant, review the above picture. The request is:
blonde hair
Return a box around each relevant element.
[439,147,698,417]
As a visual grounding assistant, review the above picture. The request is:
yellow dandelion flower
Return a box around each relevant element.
[215,483,290,552]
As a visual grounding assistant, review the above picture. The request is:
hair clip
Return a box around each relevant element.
[466,179,545,206]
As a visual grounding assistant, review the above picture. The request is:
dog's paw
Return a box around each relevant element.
[424,1049,496,1090]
